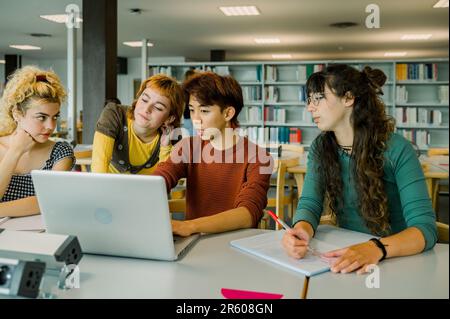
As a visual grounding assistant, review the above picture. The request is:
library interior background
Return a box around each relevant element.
[0,0,448,222]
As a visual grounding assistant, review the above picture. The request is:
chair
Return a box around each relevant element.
[169,179,187,213]
[266,144,304,229]
[427,148,449,157]
[168,198,186,213]
[74,149,92,172]
[265,162,298,230]
[436,222,449,244]
[426,148,449,216]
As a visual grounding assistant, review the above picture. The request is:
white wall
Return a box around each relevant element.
[117,57,141,106]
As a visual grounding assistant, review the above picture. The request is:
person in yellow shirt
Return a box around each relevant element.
[91,74,185,174]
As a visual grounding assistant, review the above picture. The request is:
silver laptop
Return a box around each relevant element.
[31,170,199,261]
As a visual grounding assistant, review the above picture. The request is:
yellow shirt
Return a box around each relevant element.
[91,117,172,174]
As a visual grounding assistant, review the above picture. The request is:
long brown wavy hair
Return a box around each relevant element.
[306,64,395,235]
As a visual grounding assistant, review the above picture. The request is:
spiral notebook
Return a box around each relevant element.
[230,225,374,277]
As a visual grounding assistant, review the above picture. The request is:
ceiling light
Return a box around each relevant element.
[272,54,292,59]
[30,33,52,38]
[433,0,449,8]
[40,14,83,24]
[0,60,5,64]
[401,34,432,40]
[329,22,358,29]
[384,52,407,57]
[123,41,154,47]
[128,8,143,15]
[219,6,260,16]
[254,38,280,44]
[9,45,41,50]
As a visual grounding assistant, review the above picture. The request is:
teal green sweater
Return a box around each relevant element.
[293,133,438,251]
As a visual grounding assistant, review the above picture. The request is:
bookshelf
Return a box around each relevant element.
[148,59,449,151]
[394,60,449,150]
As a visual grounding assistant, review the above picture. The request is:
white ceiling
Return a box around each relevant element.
[0,0,448,61]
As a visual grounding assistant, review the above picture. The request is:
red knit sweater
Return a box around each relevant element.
[153,136,273,227]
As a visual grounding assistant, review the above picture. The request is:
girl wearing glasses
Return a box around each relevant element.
[0,66,75,217]
[282,64,437,274]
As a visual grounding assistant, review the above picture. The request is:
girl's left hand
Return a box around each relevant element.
[322,241,384,274]
[160,125,174,147]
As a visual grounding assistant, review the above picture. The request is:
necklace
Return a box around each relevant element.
[339,144,352,154]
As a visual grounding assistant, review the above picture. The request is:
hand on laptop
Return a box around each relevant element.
[171,220,196,237]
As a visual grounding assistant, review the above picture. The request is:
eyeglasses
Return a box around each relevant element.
[307,93,327,106]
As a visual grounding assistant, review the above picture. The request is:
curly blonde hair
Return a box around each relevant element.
[0,65,66,136]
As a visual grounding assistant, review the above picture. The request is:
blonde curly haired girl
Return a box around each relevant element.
[0,66,75,217]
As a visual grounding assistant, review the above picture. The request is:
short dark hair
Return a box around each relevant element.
[182,72,243,128]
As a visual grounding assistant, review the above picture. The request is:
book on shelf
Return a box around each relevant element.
[397,129,431,148]
[306,64,325,78]
[264,86,279,102]
[289,128,302,144]
[256,65,262,82]
[396,63,439,81]
[264,107,286,123]
[295,65,307,82]
[438,86,449,104]
[303,107,313,123]
[242,86,262,101]
[154,66,173,77]
[241,106,262,123]
[265,65,277,81]
[396,86,408,104]
[205,65,230,76]
[395,108,442,126]
[265,64,324,82]
[298,86,306,102]
[239,126,302,145]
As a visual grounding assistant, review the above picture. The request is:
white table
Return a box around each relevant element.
[306,226,449,299]
[42,229,307,299]
[3,224,447,299]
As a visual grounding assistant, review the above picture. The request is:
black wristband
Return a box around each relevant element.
[369,238,387,262]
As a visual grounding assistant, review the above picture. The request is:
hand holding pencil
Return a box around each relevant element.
[266,210,313,259]
[266,210,336,263]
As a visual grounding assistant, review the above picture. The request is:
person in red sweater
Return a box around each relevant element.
[153,72,273,237]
